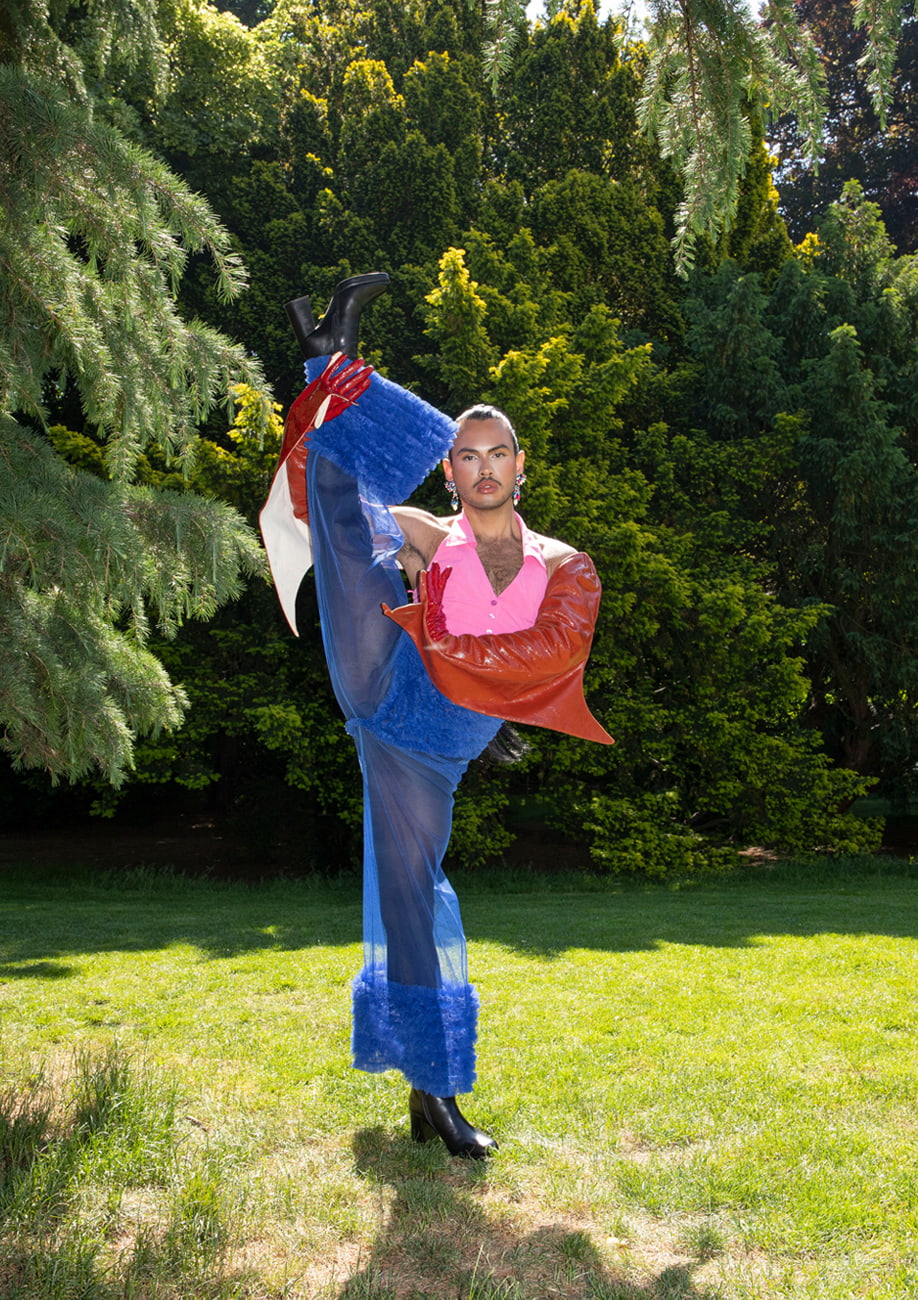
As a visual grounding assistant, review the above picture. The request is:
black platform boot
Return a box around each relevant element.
[285,271,389,360]
[409,1088,498,1160]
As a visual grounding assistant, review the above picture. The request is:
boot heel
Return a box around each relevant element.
[407,1088,498,1159]
[284,296,316,356]
[410,1112,434,1144]
[286,272,389,360]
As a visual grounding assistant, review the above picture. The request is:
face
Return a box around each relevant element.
[443,418,525,513]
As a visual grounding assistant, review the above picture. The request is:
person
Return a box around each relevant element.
[260,273,612,1159]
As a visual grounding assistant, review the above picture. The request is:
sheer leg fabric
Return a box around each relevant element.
[307,448,500,1097]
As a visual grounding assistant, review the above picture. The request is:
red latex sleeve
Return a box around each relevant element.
[383,552,613,745]
[274,355,373,524]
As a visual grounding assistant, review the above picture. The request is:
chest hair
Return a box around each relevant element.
[477,537,524,596]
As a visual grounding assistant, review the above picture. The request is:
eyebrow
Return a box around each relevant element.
[454,442,514,456]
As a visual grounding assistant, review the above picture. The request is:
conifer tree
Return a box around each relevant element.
[517,0,907,270]
[0,0,269,785]
[767,1,918,252]
[676,185,918,801]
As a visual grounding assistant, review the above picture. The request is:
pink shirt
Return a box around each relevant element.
[431,512,548,635]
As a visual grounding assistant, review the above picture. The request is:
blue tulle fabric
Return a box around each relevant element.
[305,357,457,503]
[305,384,499,1095]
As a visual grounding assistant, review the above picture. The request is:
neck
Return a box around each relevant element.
[462,502,521,545]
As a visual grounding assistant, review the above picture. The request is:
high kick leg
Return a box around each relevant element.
[280,272,498,1120]
[286,272,390,360]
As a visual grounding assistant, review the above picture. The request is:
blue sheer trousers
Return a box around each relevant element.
[307,450,500,1095]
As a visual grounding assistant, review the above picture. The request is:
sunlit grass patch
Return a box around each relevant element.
[0,1047,258,1298]
[1,859,918,1296]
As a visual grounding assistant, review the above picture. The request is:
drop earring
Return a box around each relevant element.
[513,471,527,506]
[445,478,460,511]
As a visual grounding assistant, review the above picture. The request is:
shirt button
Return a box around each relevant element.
[491,599,497,605]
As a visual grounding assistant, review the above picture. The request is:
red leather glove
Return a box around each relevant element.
[384,553,614,745]
[421,562,451,640]
[274,355,373,525]
[287,353,372,439]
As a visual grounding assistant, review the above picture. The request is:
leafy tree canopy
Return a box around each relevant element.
[6,0,905,875]
[514,0,908,270]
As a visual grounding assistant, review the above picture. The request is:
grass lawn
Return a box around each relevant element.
[1,855,917,1298]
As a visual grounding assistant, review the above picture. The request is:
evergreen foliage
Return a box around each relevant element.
[6,0,914,874]
[677,183,918,803]
[508,0,907,270]
[0,0,269,783]
[639,0,827,272]
[768,1,918,253]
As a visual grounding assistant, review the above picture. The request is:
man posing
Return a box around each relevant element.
[261,276,611,1160]
[394,404,576,597]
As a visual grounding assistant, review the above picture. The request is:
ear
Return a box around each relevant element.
[515,449,526,474]
[442,457,453,480]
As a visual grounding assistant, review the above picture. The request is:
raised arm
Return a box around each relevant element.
[390,506,450,587]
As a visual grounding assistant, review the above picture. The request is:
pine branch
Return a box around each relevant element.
[640,0,827,273]
[481,0,528,92]
[0,3,273,782]
[0,69,265,474]
[0,415,265,784]
[852,0,904,128]
[3,0,166,97]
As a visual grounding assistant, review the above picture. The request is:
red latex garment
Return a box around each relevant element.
[383,553,614,745]
[272,355,373,525]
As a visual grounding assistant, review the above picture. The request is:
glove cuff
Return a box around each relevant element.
[302,360,456,503]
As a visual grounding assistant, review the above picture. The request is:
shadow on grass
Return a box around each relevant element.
[0,960,75,979]
[338,1126,721,1300]
[1,859,917,977]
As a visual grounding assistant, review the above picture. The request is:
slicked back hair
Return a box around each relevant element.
[452,404,520,455]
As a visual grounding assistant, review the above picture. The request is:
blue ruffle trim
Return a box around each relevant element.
[356,638,501,761]
[352,965,479,1095]
[305,358,456,503]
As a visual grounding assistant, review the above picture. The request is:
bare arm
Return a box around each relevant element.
[390,506,450,587]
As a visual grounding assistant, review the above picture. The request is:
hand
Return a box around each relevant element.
[311,353,373,427]
[380,562,452,644]
[420,562,452,640]
[384,554,613,745]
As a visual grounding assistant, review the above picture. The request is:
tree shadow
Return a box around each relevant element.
[336,1126,722,1300]
[456,853,918,956]
[0,960,74,979]
[1,856,917,977]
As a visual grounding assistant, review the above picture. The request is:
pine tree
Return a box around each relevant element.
[0,0,270,785]
[605,0,903,270]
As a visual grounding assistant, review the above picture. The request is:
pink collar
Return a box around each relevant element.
[441,511,547,571]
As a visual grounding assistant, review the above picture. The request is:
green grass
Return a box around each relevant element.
[1,856,917,1298]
